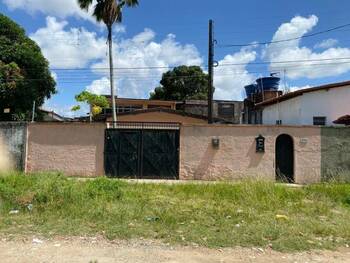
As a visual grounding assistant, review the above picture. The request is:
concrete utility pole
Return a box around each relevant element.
[31,101,36,123]
[207,19,214,124]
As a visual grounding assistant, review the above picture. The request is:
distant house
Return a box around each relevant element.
[102,97,243,124]
[103,97,177,113]
[39,109,67,122]
[256,80,350,126]
[176,100,243,124]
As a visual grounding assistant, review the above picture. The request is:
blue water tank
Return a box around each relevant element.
[256,77,280,91]
[244,84,257,97]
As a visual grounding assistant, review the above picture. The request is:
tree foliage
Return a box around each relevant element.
[72,91,109,117]
[0,14,56,121]
[78,0,139,28]
[150,66,209,101]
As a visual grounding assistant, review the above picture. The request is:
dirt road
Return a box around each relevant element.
[1,237,350,263]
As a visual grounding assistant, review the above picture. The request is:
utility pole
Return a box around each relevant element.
[207,19,214,124]
[31,101,36,123]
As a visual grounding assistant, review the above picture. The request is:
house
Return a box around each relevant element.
[99,107,229,126]
[39,109,67,122]
[103,97,177,114]
[176,100,243,124]
[256,80,350,126]
[102,97,243,124]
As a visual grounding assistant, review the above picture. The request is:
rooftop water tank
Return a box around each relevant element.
[244,84,257,98]
[256,77,280,91]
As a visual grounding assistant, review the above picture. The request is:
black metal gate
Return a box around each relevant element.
[104,123,179,179]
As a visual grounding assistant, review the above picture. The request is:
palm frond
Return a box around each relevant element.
[121,0,139,7]
[78,0,139,26]
[77,0,94,10]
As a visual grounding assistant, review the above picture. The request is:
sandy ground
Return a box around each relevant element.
[0,237,350,263]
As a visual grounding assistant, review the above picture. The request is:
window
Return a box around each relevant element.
[313,116,326,126]
[103,105,142,114]
[276,120,282,125]
[218,103,235,118]
[148,105,171,109]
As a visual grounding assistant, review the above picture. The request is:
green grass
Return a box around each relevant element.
[0,172,350,251]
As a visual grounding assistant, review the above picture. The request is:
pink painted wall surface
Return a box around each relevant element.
[180,125,321,184]
[26,123,105,177]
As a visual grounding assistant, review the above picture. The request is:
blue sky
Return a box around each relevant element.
[1,0,350,117]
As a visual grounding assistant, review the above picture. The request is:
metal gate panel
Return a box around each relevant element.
[104,127,179,179]
[105,129,140,178]
[142,130,179,179]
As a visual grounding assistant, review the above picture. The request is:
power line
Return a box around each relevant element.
[15,56,350,72]
[217,22,350,48]
[6,60,350,83]
[218,57,350,66]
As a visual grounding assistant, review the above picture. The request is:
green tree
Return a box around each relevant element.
[0,14,56,121]
[150,66,209,101]
[77,0,139,126]
[72,91,109,122]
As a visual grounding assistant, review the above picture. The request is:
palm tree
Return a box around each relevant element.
[77,0,139,127]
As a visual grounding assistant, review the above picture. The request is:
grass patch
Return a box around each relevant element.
[0,172,350,251]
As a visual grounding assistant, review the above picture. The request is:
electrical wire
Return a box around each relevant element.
[217,22,350,47]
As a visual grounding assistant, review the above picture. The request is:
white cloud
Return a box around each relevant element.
[30,17,106,68]
[51,71,58,81]
[2,0,95,21]
[264,15,350,79]
[288,85,311,92]
[214,48,257,100]
[86,77,110,95]
[88,29,204,98]
[314,38,338,49]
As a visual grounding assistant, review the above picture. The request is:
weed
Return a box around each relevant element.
[0,172,350,252]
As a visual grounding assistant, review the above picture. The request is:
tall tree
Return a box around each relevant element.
[77,0,139,126]
[150,66,210,101]
[0,14,56,121]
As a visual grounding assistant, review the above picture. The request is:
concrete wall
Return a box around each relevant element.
[321,127,350,181]
[180,125,321,184]
[263,97,301,125]
[26,123,105,177]
[0,122,27,171]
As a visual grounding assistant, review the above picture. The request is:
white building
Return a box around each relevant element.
[256,81,350,126]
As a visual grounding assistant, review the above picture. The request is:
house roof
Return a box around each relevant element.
[100,107,231,123]
[333,115,350,125]
[39,108,67,121]
[256,80,350,107]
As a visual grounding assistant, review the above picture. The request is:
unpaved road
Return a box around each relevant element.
[1,237,350,263]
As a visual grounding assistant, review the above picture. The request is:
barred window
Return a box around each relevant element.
[313,116,326,126]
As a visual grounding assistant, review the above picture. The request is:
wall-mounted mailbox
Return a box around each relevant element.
[212,137,220,149]
[255,134,265,153]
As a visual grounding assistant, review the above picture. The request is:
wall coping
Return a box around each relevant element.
[180,124,323,129]
[28,122,106,127]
